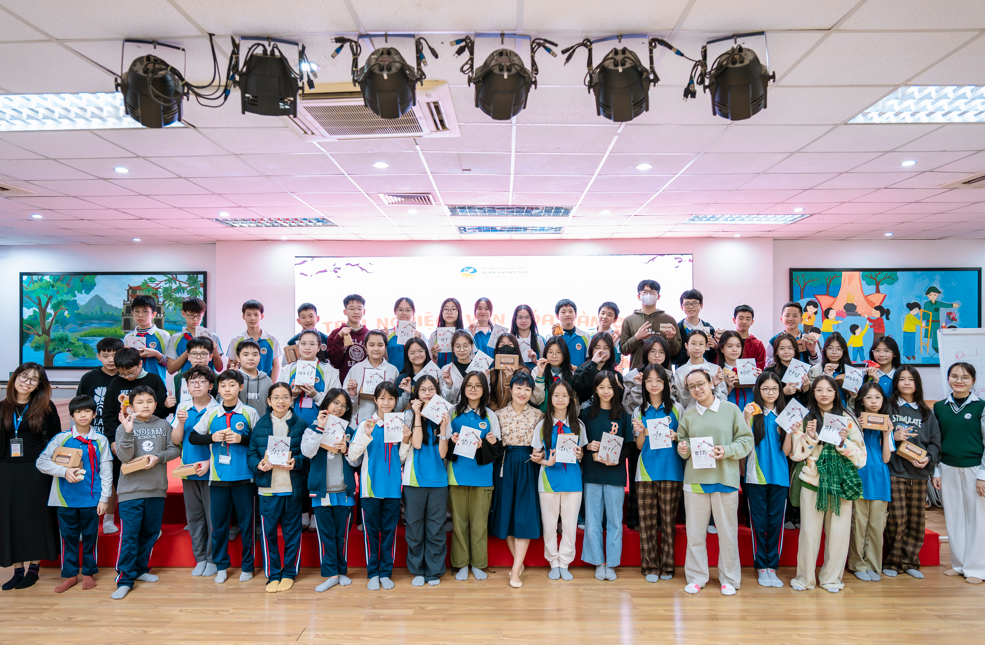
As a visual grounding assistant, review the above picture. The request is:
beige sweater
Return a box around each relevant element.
[790,411,867,486]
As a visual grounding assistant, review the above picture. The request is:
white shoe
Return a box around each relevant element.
[102,517,119,535]
[308,515,318,533]
[301,513,311,530]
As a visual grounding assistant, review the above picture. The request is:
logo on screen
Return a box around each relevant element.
[460,267,477,279]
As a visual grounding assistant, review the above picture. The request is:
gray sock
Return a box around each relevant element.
[380,577,395,590]
[136,573,159,583]
[852,570,871,581]
[868,571,881,582]
[645,574,659,583]
[339,575,352,586]
[823,585,841,593]
[595,565,607,581]
[367,576,380,591]
[214,570,228,584]
[315,576,338,592]
[882,569,898,578]
[605,567,617,581]
[110,586,130,600]
[659,574,673,581]
[455,567,469,581]
[203,563,217,576]
[471,567,487,581]
[191,562,207,577]
[427,578,440,586]
[412,576,426,587]
[758,569,772,587]
[239,571,253,582]
[767,570,784,588]
[905,569,924,579]
[548,567,561,580]
[559,568,573,581]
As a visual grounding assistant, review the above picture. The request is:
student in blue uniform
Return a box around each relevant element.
[743,372,792,589]
[300,389,358,593]
[511,304,546,369]
[286,302,330,363]
[764,333,810,405]
[554,299,591,367]
[35,395,113,593]
[347,382,408,591]
[403,375,451,587]
[122,294,171,382]
[386,297,420,374]
[440,330,477,404]
[169,365,219,578]
[397,338,432,406]
[248,383,308,593]
[226,300,282,381]
[429,298,465,368]
[469,297,508,359]
[447,371,502,581]
[284,330,342,425]
[865,337,901,397]
[189,370,260,585]
[164,297,224,374]
[719,330,759,412]
[808,333,853,408]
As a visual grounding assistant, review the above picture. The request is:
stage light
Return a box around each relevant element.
[901,160,917,167]
[116,55,185,128]
[452,36,557,121]
[114,166,129,174]
[562,38,661,123]
[636,163,652,170]
[373,161,389,169]
[31,213,42,219]
[238,41,315,117]
[685,36,775,122]
[334,36,438,119]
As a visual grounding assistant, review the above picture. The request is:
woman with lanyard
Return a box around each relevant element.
[429,298,465,368]
[491,372,545,588]
[1,363,62,590]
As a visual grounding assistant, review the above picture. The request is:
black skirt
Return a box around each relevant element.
[0,460,60,567]
[490,446,542,540]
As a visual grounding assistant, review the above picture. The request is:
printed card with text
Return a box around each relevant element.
[781,358,810,384]
[646,417,673,450]
[518,337,536,363]
[776,399,809,433]
[466,351,493,374]
[435,327,455,353]
[362,368,386,394]
[453,426,482,459]
[842,365,865,394]
[690,436,716,469]
[320,414,349,448]
[487,325,506,349]
[421,394,451,425]
[293,360,318,388]
[414,361,442,383]
[736,358,758,385]
[384,413,405,443]
[555,433,579,464]
[819,412,849,445]
[266,436,292,466]
[396,321,417,345]
[597,432,623,464]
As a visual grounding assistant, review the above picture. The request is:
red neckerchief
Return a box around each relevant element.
[551,372,561,384]
[183,332,194,342]
[222,412,234,459]
[555,420,569,472]
[75,434,98,497]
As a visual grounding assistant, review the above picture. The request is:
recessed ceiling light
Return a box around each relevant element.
[30,213,42,219]
[600,210,611,215]
[792,207,804,212]
[733,233,741,237]
[218,211,229,218]
[636,163,652,171]
[900,160,917,167]
[850,85,985,124]
[407,209,417,214]
[885,232,894,236]
[132,237,140,242]
[373,161,389,169]
[114,166,129,174]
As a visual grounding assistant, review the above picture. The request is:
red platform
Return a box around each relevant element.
[42,472,941,569]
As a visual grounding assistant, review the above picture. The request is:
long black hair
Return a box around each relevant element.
[542,336,574,384]
[543,380,581,451]
[412,375,442,445]
[401,337,431,376]
[318,387,353,424]
[588,370,623,421]
[511,304,542,356]
[585,332,617,372]
[891,365,931,421]
[631,334,672,371]
[869,336,902,370]
[716,330,745,368]
[455,371,490,419]
[640,363,673,414]
[821,332,851,372]
[853,381,888,418]
[805,374,851,426]
[2,362,52,434]
[751,371,785,445]
[438,297,464,330]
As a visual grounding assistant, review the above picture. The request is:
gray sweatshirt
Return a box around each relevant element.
[115,415,180,503]
[301,427,347,494]
[239,369,272,416]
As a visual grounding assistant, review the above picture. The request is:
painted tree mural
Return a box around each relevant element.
[22,274,98,367]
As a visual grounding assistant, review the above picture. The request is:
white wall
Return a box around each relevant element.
[0,244,216,380]
[772,239,985,399]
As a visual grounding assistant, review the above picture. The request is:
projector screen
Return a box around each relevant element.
[295,254,693,339]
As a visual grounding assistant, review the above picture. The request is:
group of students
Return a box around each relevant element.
[1,282,983,599]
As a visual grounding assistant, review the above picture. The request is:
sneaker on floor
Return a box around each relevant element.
[852,570,871,582]
[757,569,772,587]
[684,583,701,595]
[767,569,784,588]
[721,584,736,596]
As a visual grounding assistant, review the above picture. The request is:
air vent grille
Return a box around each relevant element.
[939,171,985,189]
[299,103,425,137]
[448,206,571,217]
[458,225,564,235]
[0,182,35,197]
[380,193,435,206]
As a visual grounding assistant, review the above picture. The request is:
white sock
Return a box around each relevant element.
[380,577,394,590]
[427,578,440,586]
[316,576,339,592]
[367,576,380,591]
[136,573,158,583]
[111,586,130,600]
[191,562,207,577]
[559,568,573,581]
[203,563,217,577]
[455,567,469,581]
[339,575,352,586]
[239,571,253,582]
[645,574,659,583]
[412,576,425,587]
[595,565,607,581]
[215,570,228,584]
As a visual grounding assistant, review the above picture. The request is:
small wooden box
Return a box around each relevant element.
[283,345,299,364]
[52,446,83,468]
[494,354,520,370]
[659,323,675,334]
[121,455,152,474]
[797,338,807,353]
[897,440,928,463]
[861,413,892,431]
[171,463,199,478]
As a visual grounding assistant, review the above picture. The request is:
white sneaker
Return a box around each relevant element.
[721,583,736,596]
[684,583,701,595]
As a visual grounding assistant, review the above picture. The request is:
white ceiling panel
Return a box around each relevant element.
[83,195,167,209]
[0,159,95,181]
[0,42,110,93]
[331,152,425,175]
[911,35,985,85]
[348,175,436,193]
[740,173,835,190]
[109,178,212,195]
[516,153,602,175]
[852,188,948,203]
[174,0,357,35]
[815,172,915,190]
[590,175,673,192]
[706,125,830,153]
[523,0,688,31]
[187,176,285,194]
[358,0,517,31]
[899,124,985,152]
[222,193,301,208]
[610,125,728,154]
[148,155,261,178]
[416,125,512,153]
[666,174,755,191]
[850,151,977,173]
[432,175,510,192]
[746,86,894,126]
[841,0,985,30]
[0,131,135,158]
[0,0,200,39]
[767,152,880,173]
[270,176,356,193]
[31,180,136,196]
[512,175,591,192]
[424,152,511,175]
[516,125,618,154]
[96,129,228,157]
[239,153,344,176]
[198,128,314,155]
[683,153,789,174]
[682,0,857,31]
[599,154,693,175]
[803,124,940,153]
[140,194,236,208]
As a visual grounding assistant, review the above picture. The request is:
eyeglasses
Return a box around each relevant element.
[950,375,973,382]
[269,395,292,402]
[184,312,204,318]
[188,352,210,358]
[330,401,348,411]
[187,378,210,386]
[760,387,780,394]
[639,289,657,295]
[682,302,701,309]
[686,383,708,392]
[17,373,40,385]
[442,307,458,313]
[465,383,483,391]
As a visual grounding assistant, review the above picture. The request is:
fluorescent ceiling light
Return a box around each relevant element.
[849,86,985,124]
[0,92,184,131]
[684,213,810,225]
[458,225,564,234]
[218,211,229,218]
[733,233,741,237]
[448,205,571,217]
[792,207,804,212]
[132,237,141,242]
[885,232,894,236]
[213,216,337,228]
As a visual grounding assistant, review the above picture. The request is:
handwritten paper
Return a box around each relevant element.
[518,337,536,362]
[776,399,809,433]
[396,321,417,345]
[361,368,386,394]
[842,365,865,394]
[690,437,716,469]
[736,358,757,386]
[487,325,506,350]
[466,351,493,374]
[646,417,673,450]
[320,414,349,449]
[126,335,146,351]
[597,433,623,464]
[453,426,482,459]
[421,395,451,425]
[384,413,404,443]
[435,327,455,353]
[294,360,318,388]
[555,433,579,464]
[266,436,292,466]
[414,361,442,383]
[782,358,810,385]
[819,413,849,445]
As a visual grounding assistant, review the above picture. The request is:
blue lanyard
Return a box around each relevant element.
[12,401,29,438]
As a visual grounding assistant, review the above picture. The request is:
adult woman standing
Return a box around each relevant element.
[1,363,62,589]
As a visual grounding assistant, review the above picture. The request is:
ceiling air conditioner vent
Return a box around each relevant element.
[380,193,434,206]
[290,81,459,141]
[0,182,35,197]
[939,171,985,189]
[449,206,571,217]
[458,225,564,235]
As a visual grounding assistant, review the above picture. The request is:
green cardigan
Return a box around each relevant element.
[677,399,754,489]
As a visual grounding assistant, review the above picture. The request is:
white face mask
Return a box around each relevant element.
[640,293,658,306]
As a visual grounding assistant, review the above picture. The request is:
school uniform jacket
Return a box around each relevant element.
[345,359,401,430]
[247,410,309,500]
[123,325,171,381]
[300,423,358,499]
[36,427,113,507]
[191,401,260,483]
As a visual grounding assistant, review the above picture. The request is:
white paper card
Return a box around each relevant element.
[435,327,455,353]
[690,437,716,469]
[293,360,318,388]
[421,395,451,425]
[266,435,291,466]
[453,426,482,459]
[179,377,191,403]
[597,432,623,464]
[646,417,673,450]
[555,433,579,464]
[383,413,404,443]
[396,321,417,345]
[361,368,386,394]
[776,399,809,433]
[736,358,758,385]
[487,325,505,350]
[819,413,849,445]
[518,337,536,363]
[842,365,865,394]
[466,351,493,374]
[126,335,146,351]
[782,358,810,384]
[413,361,442,383]
[321,415,348,447]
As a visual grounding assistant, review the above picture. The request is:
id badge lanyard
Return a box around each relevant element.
[10,401,28,458]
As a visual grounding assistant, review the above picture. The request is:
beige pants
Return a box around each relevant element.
[683,490,741,589]
[539,491,582,569]
[941,464,985,580]
[848,498,888,574]
[794,488,852,590]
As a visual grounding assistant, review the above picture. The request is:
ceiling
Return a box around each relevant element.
[1,0,985,244]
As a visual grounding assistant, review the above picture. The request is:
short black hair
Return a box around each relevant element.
[733,304,755,318]
[781,300,803,315]
[680,289,703,306]
[242,299,264,314]
[184,365,216,384]
[598,301,620,318]
[297,302,317,316]
[131,294,156,311]
[555,299,577,315]
[850,324,860,334]
[343,294,365,307]
[803,300,819,313]
[69,395,97,415]
[182,297,206,313]
[217,369,244,386]
[236,339,261,355]
[96,337,124,353]
[394,297,415,313]
[114,347,142,370]
[637,279,660,293]
[186,337,214,354]
[685,329,709,344]
[129,385,157,402]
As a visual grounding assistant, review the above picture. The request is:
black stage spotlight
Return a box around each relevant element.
[238,42,306,117]
[333,36,438,119]
[685,36,775,121]
[561,38,660,123]
[452,36,557,120]
[116,54,185,128]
